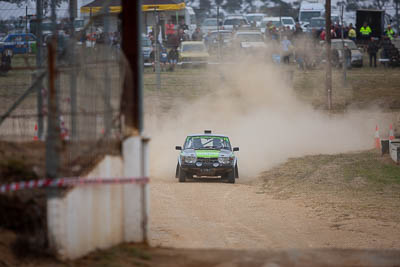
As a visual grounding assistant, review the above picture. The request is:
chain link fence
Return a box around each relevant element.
[0,0,123,177]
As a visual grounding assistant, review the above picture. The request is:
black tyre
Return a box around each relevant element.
[227,167,235,184]
[178,166,186,183]
[175,163,179,178]
[235,164,239,179]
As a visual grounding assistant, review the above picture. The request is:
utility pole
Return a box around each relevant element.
[36,0,44,139]
[325,0,332,110]
[340,4,346,87]
[154,8,161,91]
[69,0,77,139]
[217,5,221,61]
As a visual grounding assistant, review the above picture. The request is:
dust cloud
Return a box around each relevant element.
[145,60,388,180]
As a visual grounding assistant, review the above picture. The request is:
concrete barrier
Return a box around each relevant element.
[47,136,149,259]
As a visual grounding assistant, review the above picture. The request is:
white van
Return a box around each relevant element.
[280,16,295,30]
[299,1,325,26]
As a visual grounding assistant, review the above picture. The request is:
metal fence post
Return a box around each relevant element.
[104,6,112,138]
[69,0,78,140]
[36,0,44,139]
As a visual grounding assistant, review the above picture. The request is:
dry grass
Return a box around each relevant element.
[259,150,400,223]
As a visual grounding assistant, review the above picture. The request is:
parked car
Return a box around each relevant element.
[201,18,220,35]
[178,41,209,67]
[245,13,265,28]
[223,15,249,30]
[205,30,233,55]
[321,39,363,67]
[0,33,37,56]
[260,17,282,34]
[233,31,267,54]
[281,16,296,30]
[175,130,239,183]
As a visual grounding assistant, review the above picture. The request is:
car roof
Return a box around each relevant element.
[181,41,205,45]
[187,134,229,138]
[236,31,262,34]
[262,17,280,21]
[210,30,232,33]
[246,13,265,16]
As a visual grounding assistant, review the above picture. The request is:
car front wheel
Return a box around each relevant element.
[226,167,235,184]
[178,165,186,183]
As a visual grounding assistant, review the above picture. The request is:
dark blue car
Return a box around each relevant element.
[0,33,37,56]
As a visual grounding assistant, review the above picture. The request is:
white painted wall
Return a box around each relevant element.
[47,138,149,259]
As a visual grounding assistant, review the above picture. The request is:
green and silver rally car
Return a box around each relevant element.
[175,130,239,183]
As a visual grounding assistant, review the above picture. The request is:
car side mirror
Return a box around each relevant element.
[176,146,182,150]
[233,147,239,151]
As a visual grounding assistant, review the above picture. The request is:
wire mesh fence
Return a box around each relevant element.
[0,0,123,177]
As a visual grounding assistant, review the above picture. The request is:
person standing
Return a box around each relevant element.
[348,24,356,42]
[360,22,372,41]
[165,20,176,41]
[191,27,203,41]
[281,35,292,64]
[385,25,396,41]
[367,37,379,67]
[344,43,352,69]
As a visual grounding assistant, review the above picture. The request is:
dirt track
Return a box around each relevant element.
[149,177,399,250]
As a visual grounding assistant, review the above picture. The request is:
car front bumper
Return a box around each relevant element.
[181,162,233,176]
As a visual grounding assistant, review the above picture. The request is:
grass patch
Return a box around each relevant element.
[343,152,400,184]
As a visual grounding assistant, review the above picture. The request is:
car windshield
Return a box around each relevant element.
[300,11,321,22]
[332,41,357,50]
[282,18,294,25]
[184,136,231,150]
[236,33,263,42]
[210,32,232,39]
[310,19,325,27]
[261,20,282,28]
[246,15,263,22]
[182,43,206,52]
[224,19,247,26]
[203,19,217,26]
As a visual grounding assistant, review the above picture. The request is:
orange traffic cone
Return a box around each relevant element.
[389,124,395,141]
[33,124,39,141]
[375,125,380,149]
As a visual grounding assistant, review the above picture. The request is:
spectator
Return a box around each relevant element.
[367,37,379,67]
[360,22,372,42]
[281,35,292,64]
[178,19,189,31]
[0,50,11,75]
[293,23,303,38]
[385,25,396,41]
[177,28,189,43]
[168,46,179,71]
[344,43,352,69]
[191,27,203,41]
[160,47,169,71]
[348,24,356,42]
[166,20,176,40]
[320,29,326,41]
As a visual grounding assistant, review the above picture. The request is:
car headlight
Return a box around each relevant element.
[218,156,232,164]
[183,155,197,164]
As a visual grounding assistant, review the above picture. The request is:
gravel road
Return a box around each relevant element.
[149,177,396,250]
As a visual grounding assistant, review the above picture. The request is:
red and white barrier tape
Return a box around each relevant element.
[0,177,149,193]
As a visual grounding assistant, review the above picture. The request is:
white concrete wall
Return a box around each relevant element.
[47,139,149,259]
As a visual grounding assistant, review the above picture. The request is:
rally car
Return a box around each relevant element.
[175,130,239,183]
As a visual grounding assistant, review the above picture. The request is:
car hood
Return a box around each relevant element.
[182,149,232,158]
[180,51,209,57]
[241,41,266,48]
[351,49,362,56]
